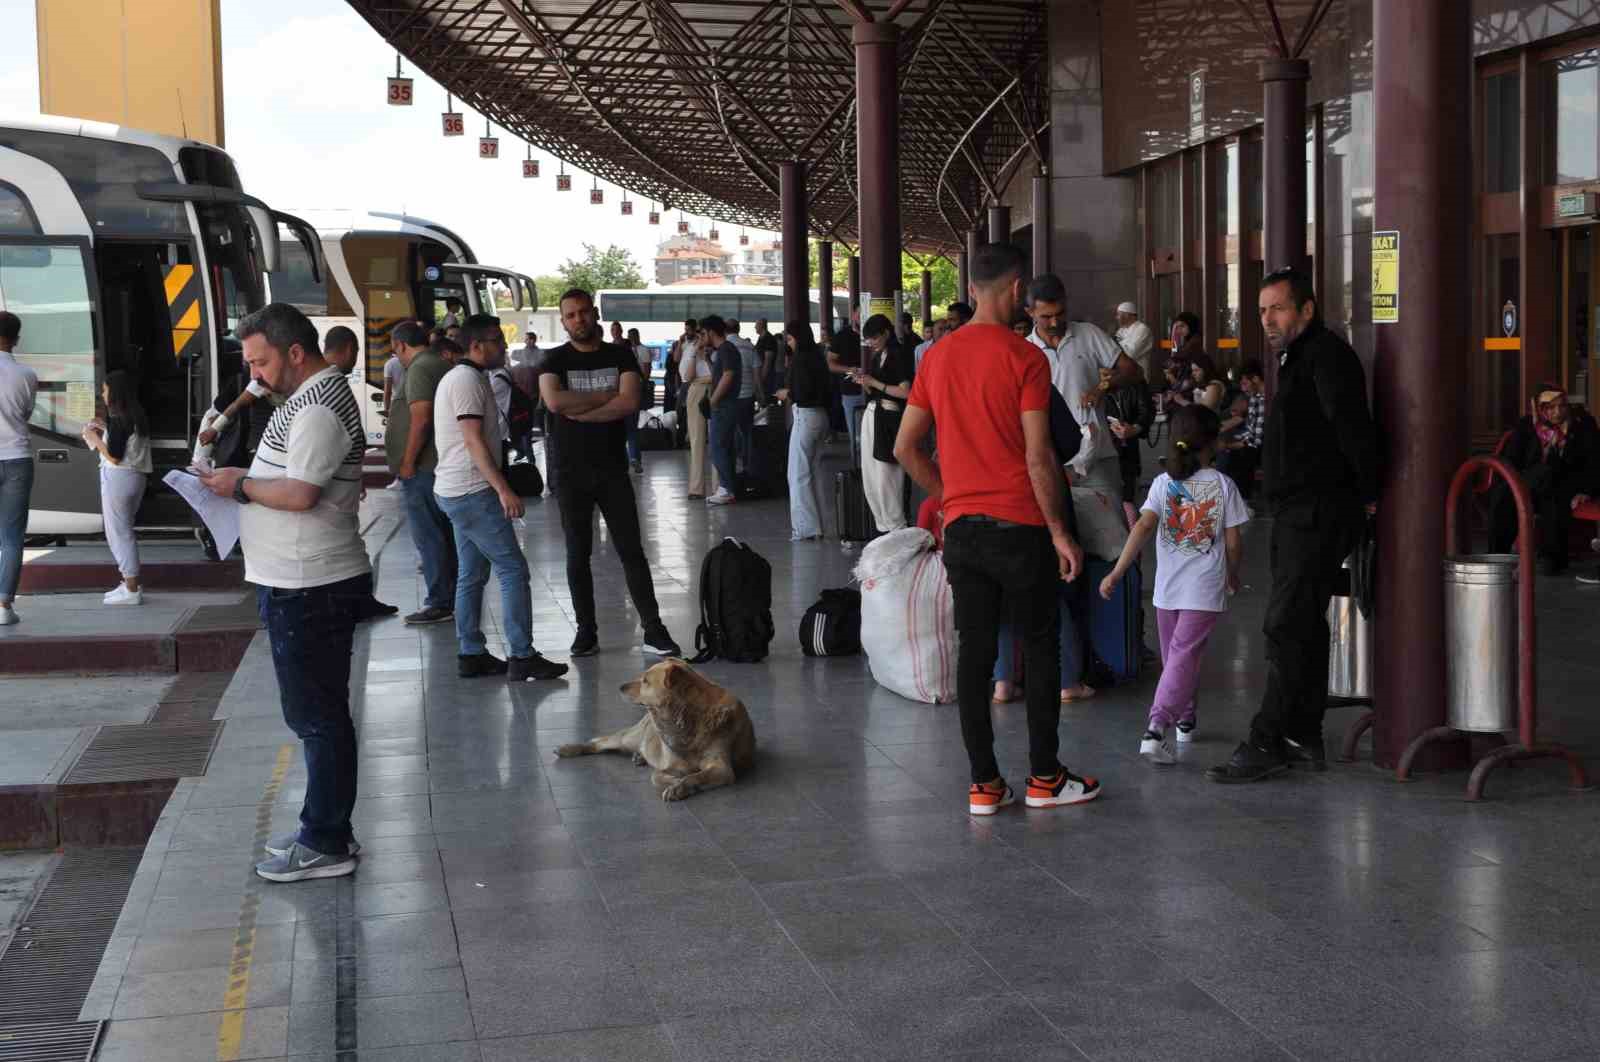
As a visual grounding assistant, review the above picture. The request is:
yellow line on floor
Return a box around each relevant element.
[216,743,294,1062]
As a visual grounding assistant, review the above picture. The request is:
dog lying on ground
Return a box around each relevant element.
[554,659,756,801]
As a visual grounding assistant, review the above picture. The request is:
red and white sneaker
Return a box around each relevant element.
[1024,767,1101,808]
[967,780,1015,816]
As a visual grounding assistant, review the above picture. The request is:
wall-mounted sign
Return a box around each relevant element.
[441,112,463,136]
[522,159,539,178]
[1557,191,1597,219]
[1188,69,1206,144]
[556,174,572,191]
[1372,230,1399,324]
[478,136,499,159]
[386,77,413,105]
[1503,300,1518,338]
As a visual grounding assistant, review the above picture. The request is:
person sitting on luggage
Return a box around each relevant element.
[1099,404,1249,763]
[1488,385,1600,576]
[852,314,915,534]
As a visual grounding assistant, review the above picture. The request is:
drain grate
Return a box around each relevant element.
[0,1019,102,1062]
[62,721,223,784]
[0,848,142,1026]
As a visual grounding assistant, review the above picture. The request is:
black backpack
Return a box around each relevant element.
[798,588,861,657]
[499,370,537,441]
[690,538,774,663]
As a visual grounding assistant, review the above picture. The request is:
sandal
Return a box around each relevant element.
[992,681,1022,704]
[1060,685,1097,703]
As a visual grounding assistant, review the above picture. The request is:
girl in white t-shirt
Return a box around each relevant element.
[1099,405,1248,765]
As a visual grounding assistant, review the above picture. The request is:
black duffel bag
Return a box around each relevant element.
[638,415,676,451]
[798,587,862,657]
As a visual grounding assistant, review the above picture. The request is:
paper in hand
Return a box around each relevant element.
[162,469,240,561]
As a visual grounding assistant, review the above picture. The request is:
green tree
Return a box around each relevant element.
[807,242,959,323]
[532,274,566,307]
[556,244,647,295]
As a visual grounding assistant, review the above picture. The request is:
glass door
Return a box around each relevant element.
[1556,226,1596,413]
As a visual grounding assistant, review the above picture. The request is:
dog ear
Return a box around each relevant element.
[661,660,696,693]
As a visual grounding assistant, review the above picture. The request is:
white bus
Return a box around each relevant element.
[0,115,322,534]
[594,286,850,356]
[268,210,536,444]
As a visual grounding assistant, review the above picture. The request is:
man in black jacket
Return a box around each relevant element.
[1208,268,1378,783]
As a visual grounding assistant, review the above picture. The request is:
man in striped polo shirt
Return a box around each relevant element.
[200,303,370,884]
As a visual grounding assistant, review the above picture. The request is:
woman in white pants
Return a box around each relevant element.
[678,320,715,498]
[81,371,151,605]
[778,323,831,540]
[854,314,915,534]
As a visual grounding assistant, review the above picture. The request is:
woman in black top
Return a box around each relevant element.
[854,314,914,533]
[778,321,831,540]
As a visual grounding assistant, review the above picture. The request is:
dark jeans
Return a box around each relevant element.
[399,468,457,610]
[734,396,756,472]
[257,572,364,855]
[0,457,32,602]
[942,516,1062,783]
[555,464,662,634]
[1217,446,1261,501]
[709,402,739,493]
[1248,497,1362,750]
[1488,471,1577,564]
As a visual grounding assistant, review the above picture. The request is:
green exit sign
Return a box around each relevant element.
[1558,191,1595,219]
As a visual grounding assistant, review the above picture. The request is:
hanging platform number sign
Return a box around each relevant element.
[648,210,660,225]
[479,136,499,159]
[677,220,690,234]
[387,77,414,106]
[442,112,464,137]
[621,200,634,216]
[522,159,539,179]
[557,173,572,191]
[590,188,604,205]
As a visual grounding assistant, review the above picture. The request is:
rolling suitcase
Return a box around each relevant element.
[740,421,788,499]
[835,468,878,545]
[1084,557,1141,685]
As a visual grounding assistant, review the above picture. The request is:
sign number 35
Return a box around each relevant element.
[386,77,413,105]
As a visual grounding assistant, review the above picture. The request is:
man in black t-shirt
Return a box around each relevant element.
[539,288,682,659]
[827,309,864,460]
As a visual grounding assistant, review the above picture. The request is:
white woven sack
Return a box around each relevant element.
[854,528,958,703]
[1071,485,1130,561]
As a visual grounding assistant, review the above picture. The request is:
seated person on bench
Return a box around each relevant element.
[1488,385,1600,576]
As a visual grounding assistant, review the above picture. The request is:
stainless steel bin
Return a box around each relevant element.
[1327,584,1373,699]
[1444,555,1519,733]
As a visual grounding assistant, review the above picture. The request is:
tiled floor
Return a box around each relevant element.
[77,445,1600,1061]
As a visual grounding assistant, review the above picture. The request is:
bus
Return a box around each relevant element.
[594,286,850,355]
[0,116,323,535]
[268,210,537,444]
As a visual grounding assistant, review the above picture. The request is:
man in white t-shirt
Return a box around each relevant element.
[198,304,371,884]
[432,314,568,684]
[1024,275,1141,493]
[1114,302,1155,382]
[0,311,37,627]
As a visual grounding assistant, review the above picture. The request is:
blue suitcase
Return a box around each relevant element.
[1084,557,1142,685]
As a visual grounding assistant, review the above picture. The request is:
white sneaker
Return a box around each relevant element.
[706,489,735,506]
[103,585,143,606]
[0,605,16,626]
[1176,719,1197,743]
[1140,728,1177,765]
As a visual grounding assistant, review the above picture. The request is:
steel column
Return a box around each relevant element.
[818,239,835,343]
[1261,58,1309,278]
[780,161,809,330]
[854,22,902,302]
[988,204,1011,245]
[1031,174,1050,276]
[919,269,933,331]
[1371,0,1471,771]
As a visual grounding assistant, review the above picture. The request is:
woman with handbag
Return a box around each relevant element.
[677,318,715,498]
[853,314,915,533]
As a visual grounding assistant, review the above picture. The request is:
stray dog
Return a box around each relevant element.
[554,659,756,801]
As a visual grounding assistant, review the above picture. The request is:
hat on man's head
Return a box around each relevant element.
[1116,301,1138,315]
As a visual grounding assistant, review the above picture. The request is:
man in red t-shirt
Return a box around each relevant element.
[895,243,1101,817]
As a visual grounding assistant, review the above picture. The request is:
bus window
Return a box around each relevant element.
[0,130,183,234]
[270,237,329,316]
[601,292,652,321]
[0,184,39,235]
[197,203,264,334]
[0,243,96,438]
[738,294,781,321]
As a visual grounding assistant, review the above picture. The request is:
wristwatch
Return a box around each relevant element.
[232,477,252,505]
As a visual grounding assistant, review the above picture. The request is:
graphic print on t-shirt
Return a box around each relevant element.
[568,367,620,394]
[1161,477,1223,555]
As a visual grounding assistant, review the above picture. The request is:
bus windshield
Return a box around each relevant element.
[197,202,265,334]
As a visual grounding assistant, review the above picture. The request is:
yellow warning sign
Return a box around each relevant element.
[1372,231,1399,325]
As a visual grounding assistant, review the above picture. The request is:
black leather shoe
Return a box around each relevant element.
[458,652,508,678]
[1285,737,1328,772]
[1205,742,1289,784]
[570,628,599,657]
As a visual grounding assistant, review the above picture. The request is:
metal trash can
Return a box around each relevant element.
[1327,572,1373,699]
[1444,555,1519,733]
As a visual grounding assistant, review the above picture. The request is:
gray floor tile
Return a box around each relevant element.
[96,1007,289,1061]
[462,938,658,1038]
[289,952,467,1005]
[665,1003,873,1061]
[113,961,293,1020]
[287,990,475,1054]
[476,1024,675,1062]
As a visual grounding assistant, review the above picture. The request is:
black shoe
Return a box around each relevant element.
[508,652,569,681]
[641,624,681,657]
[1285,737,1328,772]
[355,597,400,622]
[1205,741,1289,784]
[570,629,599,657]
[404,605,453,626]
[458,652,508,678]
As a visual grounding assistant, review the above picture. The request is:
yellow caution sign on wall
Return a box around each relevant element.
[1372,231,1399,325]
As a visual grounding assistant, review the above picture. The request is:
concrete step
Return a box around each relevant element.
[20,543,242,594]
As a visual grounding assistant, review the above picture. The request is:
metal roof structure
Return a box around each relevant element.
[344,0,1049,255]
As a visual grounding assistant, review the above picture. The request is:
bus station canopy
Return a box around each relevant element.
[345,0,1049,254]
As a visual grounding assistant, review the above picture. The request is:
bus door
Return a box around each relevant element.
[0,238,102,532]
[441,264,525,341]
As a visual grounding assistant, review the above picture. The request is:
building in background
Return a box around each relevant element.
[721,240,782,285]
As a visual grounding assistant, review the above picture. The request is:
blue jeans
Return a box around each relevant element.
[400,469,457,610]
[257,572,364,855]
[435,487,533,658]
[787,407,829,538]
[0,458,31,602]
[841,393,866,464]
[734,396,756,471]
[625,415,640,464]
[709,402,740,494]
[993,580,1086,689]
